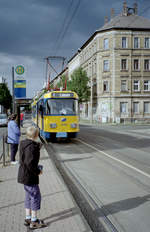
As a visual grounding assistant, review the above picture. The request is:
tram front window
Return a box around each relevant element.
[46,99,78,115]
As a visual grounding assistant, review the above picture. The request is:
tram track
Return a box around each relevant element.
[42,124,150,232]
[44,135,150,232]
[76,137,150,194]
[45,142,121,232]
[76,138,150,180]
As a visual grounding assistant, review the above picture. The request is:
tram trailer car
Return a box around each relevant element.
[32,91,79,141]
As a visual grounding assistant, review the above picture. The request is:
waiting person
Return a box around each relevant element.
[17,126,46,229]
[7,113,21,165]
[20,112,24,127]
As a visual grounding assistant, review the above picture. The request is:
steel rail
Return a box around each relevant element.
[45,143,120,232]
[77,138,150,180]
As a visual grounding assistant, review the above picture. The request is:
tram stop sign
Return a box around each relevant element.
[14,65,26,98]
[15,65,24,75]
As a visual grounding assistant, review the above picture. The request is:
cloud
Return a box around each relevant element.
[0,0,149,97]
[0,53,45,98]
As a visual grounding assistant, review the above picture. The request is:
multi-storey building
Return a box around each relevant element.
[69,2,150,123]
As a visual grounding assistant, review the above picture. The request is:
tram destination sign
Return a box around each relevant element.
[52,93,74,97]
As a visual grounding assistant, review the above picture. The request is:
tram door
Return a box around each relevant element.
[37,100,44,130]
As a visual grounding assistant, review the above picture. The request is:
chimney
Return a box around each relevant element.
[123,1,128,16]
[133,2,138,15]
[111,8,115,19]
[104,16,108,24]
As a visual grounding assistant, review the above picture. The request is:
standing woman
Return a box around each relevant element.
[7,113,21,164]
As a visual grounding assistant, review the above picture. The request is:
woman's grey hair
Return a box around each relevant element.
[26,126,39,140]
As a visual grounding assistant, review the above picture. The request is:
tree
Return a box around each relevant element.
[0,83,12,111]
[67,67,90,103]
[56,74,67,90]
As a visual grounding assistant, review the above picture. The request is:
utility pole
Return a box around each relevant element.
[12,67,15,113]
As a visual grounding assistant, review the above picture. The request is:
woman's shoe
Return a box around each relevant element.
[24,219,31,226]
[11,161,18,165]
[30,219,47,229]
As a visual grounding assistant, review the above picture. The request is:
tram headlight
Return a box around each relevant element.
[70,123,77,128]
[50,123,57,128]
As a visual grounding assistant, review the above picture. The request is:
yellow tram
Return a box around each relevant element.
[32,91,79,140]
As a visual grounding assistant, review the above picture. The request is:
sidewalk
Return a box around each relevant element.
[0,121,92,232]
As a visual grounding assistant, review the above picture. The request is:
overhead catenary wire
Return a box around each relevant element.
[54,0,82,56]
[46,0,82,80]
[53,0,74,54]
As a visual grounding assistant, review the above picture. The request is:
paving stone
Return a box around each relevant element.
[0,122,92,232]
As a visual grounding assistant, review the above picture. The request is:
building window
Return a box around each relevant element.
[120,102,128,113]
[121,80,127,91]
[144,80,150,91]
[145,38,150,48]
[103,81,109,92]
[133,102,139,113]
[133,59,139,71]
[144,60,150,71]
[134,37,139,48]
[133,80,140,91]
[104,38,109,50]
[122,37,127,48]
[144,102,150,113]
[121,59,127,70]
[103,60,109,71]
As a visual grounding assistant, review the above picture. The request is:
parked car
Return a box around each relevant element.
[0,114,8,127]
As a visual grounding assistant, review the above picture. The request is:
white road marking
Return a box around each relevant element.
[77,138,150,179]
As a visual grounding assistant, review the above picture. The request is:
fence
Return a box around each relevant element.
[0,135,9,166]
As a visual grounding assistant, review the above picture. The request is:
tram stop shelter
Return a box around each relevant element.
[14,98,32,128]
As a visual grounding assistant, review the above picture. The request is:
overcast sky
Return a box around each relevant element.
[0,0,150,98]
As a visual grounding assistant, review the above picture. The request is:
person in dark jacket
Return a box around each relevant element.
[17,126,46,229]
[7,113,21,164]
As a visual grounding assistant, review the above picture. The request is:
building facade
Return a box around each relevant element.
[68,2,150,123]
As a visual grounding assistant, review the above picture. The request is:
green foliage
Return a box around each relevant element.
[67,67,90,103]
[50,83,54,89]
[0,83,12,110]
[56,74,67,89]
[24,105,31,111]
